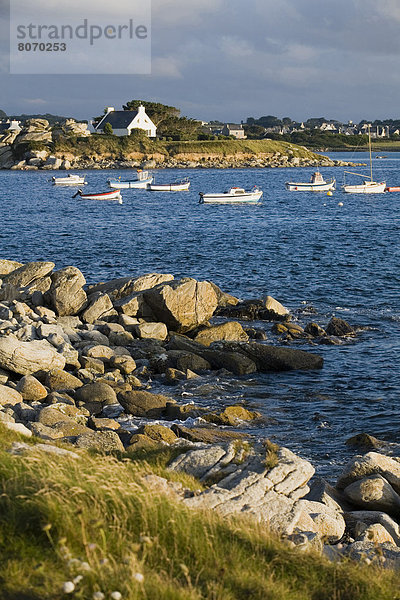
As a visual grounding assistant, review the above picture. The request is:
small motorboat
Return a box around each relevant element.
[285,171,336,192]
[147,178,190,191]
[385,186,400,192]
[108,169,153,189]
[52,174,87,186]
[199,187,263,204]
[72,189,122,203]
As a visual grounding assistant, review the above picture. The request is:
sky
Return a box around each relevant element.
[1,0,400,123]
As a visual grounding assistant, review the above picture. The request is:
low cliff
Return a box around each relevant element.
[0,118,342,170]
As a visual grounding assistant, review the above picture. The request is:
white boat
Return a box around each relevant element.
[108,170,153,189]
[342,125,386,194]
[52,174,87,186]
[285,171,336,192]
[199,187,263,204]
[72,189,122,203]
[147,178,190,191]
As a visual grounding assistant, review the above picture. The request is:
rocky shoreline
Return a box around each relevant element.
[0,118,361,170]
[1,258,399,569]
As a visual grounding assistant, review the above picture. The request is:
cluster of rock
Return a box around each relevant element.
[0,258,327,447]
[3,259,399,567]
[160,442,400,569]
[0,118,90,170]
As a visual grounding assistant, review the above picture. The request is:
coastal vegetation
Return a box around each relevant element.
[1,425,399,600]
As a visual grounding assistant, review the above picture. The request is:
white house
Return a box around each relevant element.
[95,105,157,137]
[221,123,247,139]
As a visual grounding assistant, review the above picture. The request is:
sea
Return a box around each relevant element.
[0,151,399,481]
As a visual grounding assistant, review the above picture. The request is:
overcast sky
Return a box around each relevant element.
[1,0,400,123]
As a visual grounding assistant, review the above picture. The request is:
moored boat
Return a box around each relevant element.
[385,186,400,192]
[342,125,386,194]
[147,178,190,191]
[72,189,122,203]
[108,170,153,189]
[285,171,335,192]
[199,187,263,204]
[52,174,87,186]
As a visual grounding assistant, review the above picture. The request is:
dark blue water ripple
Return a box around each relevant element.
[0,152,399,479]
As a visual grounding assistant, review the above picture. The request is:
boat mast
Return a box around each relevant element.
[368,124,373,181]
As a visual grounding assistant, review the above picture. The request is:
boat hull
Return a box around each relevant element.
[342,181,386,194]
[285,180,335,191]
[148,182,190,191]
[108,178,153,189]
[76,190,122,201]
[53,176,86,186]
[199,191,263,204]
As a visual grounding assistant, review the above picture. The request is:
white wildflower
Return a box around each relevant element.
[92,592,105,600]
[62,581,75,594]
[133,572,144,583]
[110,592,122,600]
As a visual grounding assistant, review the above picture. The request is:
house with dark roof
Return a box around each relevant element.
[221,123,246,139]
[95,105,156,137]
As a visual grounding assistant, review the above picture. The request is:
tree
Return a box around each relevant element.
[122,99,201,139]
[103,122,113,135]
[122,100,180,125]
[257,115,282,128]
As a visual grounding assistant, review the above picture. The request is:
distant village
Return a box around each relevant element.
[1,104,400,142]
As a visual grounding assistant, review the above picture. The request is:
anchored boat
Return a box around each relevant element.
[52,174,87,186]
[72,189,122,203]
[147,178,190,191]
[342,125,386,194]
[199,187,263,204]
[108,170,153,189]
[285,171,336,192]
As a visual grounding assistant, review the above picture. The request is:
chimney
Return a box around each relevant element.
[105,107,115,114]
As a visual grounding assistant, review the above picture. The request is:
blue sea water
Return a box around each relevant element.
[0,152,399,479]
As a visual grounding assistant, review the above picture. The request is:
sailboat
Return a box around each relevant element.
[342,125,386,194]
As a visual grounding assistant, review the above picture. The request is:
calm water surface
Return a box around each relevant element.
[0,152,399,479]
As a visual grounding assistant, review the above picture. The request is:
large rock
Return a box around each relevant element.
[233,341,324,371]
[2,261,54,288]
[133,322,168,341]
[262,295,289,317]
[0,259,23,277]
[74,431,124,452]
[194,321,249,346]
[171,443,316,536]
[80,292,113,324]
[167,335,256,375]
[344,511,400,547]
[46,266,87,316]
[16,375,48,401]
[343,474,400,516]
[88,273,174,302]
[45,368,83,391]
[118,389,174,417]
[336,452,400,495]
[143,278,218,333]
[0,384,23,406]
[0,336,65,375]
[325,317,355,337]
[75,382,117,414]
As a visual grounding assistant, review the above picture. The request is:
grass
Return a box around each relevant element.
[50,135,320,161]
[0,425,399,599]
